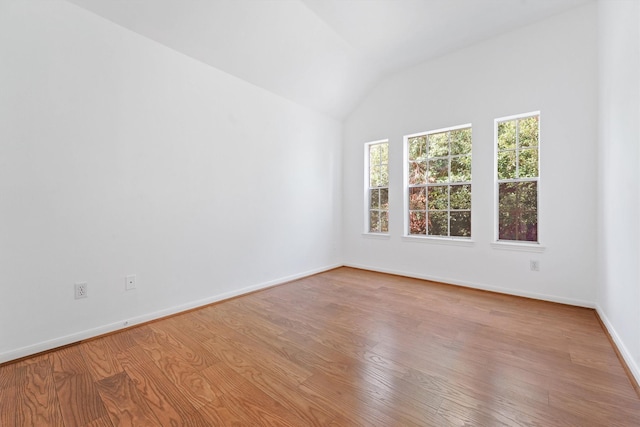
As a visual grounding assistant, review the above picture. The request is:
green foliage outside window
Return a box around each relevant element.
[368,142,389,233]
[497,115,539,242]
[408,127,472,237]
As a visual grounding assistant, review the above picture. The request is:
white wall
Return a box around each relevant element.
[597,0,640,383]
[0,0,342,362]
[343,4,599,305]
[5,0,636,381]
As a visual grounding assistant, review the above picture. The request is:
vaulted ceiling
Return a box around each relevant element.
[67,0,591,119]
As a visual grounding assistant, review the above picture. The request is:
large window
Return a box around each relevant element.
[496,113,539,242]
[406,125,472,238]
[366,140,389,233]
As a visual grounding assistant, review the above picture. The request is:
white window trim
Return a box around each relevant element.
[493,111,543,249]
[402,235,475,247]
[490,241,545,253]
[403,123,473,240]
[361,232,392,240]
[364,139,390,236]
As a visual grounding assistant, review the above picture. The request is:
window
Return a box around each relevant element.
[406,125,472,238]
[366,140,389,233]
[496,113,539,242]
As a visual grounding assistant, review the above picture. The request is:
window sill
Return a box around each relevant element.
[361,232,391,240]
[401,235,475,247]
[491,241,546,253]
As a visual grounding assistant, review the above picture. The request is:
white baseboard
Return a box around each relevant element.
[0,263,341,364]
[595,305,640,387]
[11,261,633,385]
[344,262,595,308]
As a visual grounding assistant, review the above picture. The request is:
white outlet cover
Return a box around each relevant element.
[125,275,136,290]
[530,260,540,271]
[75,282,87,299]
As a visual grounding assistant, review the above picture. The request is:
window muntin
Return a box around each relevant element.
[366,141,389,233]
[496,113,539,242]
[406,125,472,238]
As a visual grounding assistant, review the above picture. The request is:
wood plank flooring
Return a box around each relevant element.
[1,267,640,426]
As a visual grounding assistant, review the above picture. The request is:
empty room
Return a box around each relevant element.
[1,0,639,425]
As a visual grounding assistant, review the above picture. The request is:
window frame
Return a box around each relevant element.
[403,123,473,240]
[494,111,542,247]
[364,139,390,235]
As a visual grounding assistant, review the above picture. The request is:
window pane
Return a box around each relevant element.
[428,211,448,236]
[521,182,538,211]
[498,120,516,150]
[409,187,426,210]
[428,132,449,157]
[405,126,472,239]
[379,165,389,186]
[499,209,538,242]
[451,155,471,182]
[498,210,516,240]
[499,182,517,210]
[370,145,380,166]
[409,161,426,185]
[380,211,389,233]
[369,189,379,209]
[519,148,538,178]
[366,141,388,234]
[451,128,472,155]
[379,143,389,163]
[522,209,538,241]
[409,211,426,234]
[519,116,539,148]
[369,211,380,233]
[372,165,389,187]
[499,181,538,210]
[379,188,389,209]
[370,165,381,187]
[428,186,448,210]
[497,151,516,179]
[450,184,471,210]
[408,136,427,161]
[498,181,538,241]
[450,211,471,237]
[428,158,449,183]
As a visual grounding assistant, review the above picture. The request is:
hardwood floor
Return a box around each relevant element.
[2,267,639,426]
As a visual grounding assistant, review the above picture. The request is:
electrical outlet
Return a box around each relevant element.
[75,282,88,299]
[125,274,136,290]
[530,260,540,271]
